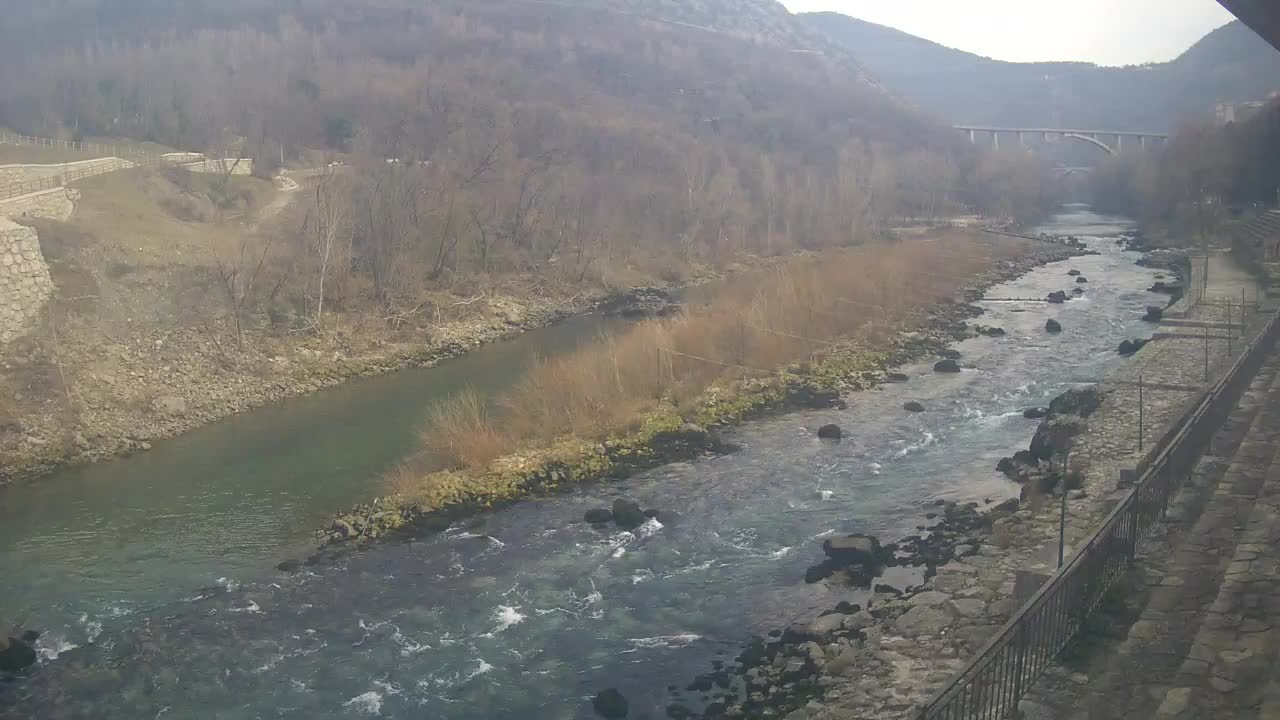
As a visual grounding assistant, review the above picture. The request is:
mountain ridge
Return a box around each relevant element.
[799,13,1280,131]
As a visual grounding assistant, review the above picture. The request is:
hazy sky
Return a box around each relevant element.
[780,0,1238,66]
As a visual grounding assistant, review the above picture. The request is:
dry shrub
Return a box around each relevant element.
[418,233,1023,471]
[419,387,506,469]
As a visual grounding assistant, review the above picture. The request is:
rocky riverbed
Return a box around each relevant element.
[661,247,1250,720]
[319,239,1089,547]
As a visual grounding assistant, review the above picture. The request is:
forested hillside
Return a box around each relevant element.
[801,14,1280,131]
[0,0,1053,298]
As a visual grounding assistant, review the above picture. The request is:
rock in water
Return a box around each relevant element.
[1143,306,1164,322]
[939,349,962,360]
[934,359,961,373]
[1047,291,1068,304]
[903,401,926,413]
[1076,276,1089,284]
[0,636,37,672]
[822,534,886,565]
[1023,407,1050,419]
[276,559,302,573]
[1045,319,1062,333]
[885,372,909,383]
[1118,338,1149,356]
[1073,287,1085,295]
[611,499,646,529]
[593,688,629,718]
[1067,269,1081,276]
[584,508,613,524]
[1048,386,1104,417]
[1030,417,1085,462]
[817,424,842,440]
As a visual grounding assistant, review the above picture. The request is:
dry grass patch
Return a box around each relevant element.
[413,232,1024,473]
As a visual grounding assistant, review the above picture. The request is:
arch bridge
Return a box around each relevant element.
[955,126,1170,155]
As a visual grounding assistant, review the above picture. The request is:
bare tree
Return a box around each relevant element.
[301,168,351,331]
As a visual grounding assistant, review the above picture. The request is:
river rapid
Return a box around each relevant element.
[1,208,1165,719]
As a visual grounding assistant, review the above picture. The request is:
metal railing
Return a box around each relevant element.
[0,158,138,201]
[917,307,1280,720]
[0,131,176,201]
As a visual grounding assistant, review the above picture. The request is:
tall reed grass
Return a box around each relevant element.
[417,233,1021,472]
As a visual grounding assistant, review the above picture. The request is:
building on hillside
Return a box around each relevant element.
[1217,94,1279,125]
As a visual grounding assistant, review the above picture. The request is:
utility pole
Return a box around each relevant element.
[1058,450,1071,570]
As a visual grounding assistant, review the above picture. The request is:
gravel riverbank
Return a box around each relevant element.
[667,246,1263,720]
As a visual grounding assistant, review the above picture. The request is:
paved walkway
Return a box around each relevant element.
[1022,349,1280,718]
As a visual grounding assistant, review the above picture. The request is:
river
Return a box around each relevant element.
[1,208,1166,718]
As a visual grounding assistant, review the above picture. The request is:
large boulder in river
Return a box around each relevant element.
[1076,276,1089,284]
[584,508,613,524]
[822,534,891,566]
[611,499,647,530]
[817,424,842,440]
[1048,386,1104,417]
[1030,417,1085,462]
[1047,291,1068,304]
[1067,269,1081,276]
[903,401,926,413]
[1143,306,1164,322]
[934,359,961,373]
[593,688,629,718]
[1045,319,1062,333]
[885,372,909,383]
[1118,338,1149,356]
[0,635,37,673]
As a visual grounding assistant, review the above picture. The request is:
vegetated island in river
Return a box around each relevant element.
[317,230,1089,549]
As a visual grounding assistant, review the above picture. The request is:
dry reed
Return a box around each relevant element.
[418,233,1022,471]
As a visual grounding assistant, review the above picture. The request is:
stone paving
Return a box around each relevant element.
[1021,353,1280,718]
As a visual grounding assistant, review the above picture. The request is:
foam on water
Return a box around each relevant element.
[35,635,79,662]
[229,600,263,614]
[893,431,938,459]
[343,691,383,715]
[484,605,526,636]
[626,634,701,650]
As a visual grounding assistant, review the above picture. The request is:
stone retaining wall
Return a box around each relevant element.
[182,158,254,175]
[0,187,77,221]
[0,218,53,344]
[0,157,132,186]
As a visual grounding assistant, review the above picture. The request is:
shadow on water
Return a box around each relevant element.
[2,207,1167,719]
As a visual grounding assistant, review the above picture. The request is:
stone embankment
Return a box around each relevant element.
[0,187,78,221]
[671,246,1265,720]
[0,218,53,345]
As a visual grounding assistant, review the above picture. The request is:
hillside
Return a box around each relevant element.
[800,14,1280,131]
